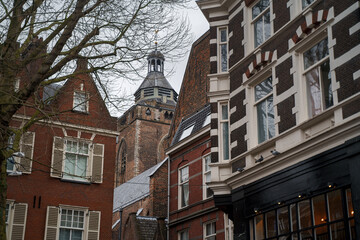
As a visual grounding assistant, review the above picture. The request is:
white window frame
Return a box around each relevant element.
[254,76,275,144]
[178,229,189,240]
[203,154,213,200]
[63,138,91,182]
[250,0,272,49]
[204,221,216,240]
[5,201,13,239]
[224,213,234,240]
[59,207,86,240]
[218,102,230,161]
[178,165,190,209]
[73,91,89,113]
[218,27,229,73]
[301,37,332,118]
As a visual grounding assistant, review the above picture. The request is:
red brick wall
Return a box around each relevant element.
[168,31,210,145]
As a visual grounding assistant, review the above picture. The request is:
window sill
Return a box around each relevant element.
[61,177,91,185]
[71,109,89,115]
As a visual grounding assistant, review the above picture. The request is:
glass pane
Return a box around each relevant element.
[349,219,356,240]
[205,156,211,172]
[254,17,263,47]
[300,230,313,240]
[302,0,315,9]
[298,199,312,229]
[278,206,290,235]
[312,194,327,225]
[290,204,298,231]
[206,222,216,235]
[220,29,227,42]
[59,229,71,240]
[77,156,87,177]
[255,215,265,240]
[252,0,270,19]
[72,230,82,240]
[266,210,276,238]
[65,153,76,175]
[303,38,328,70]
[222,122,229,160]
[257,101,267,143]
[255,77,272,101]
[267,96,275,139]
[79,143,88,154]
[181,167,189,182]
[346,189,354,217]
[330,222,346,240]
[264,10,271,41]
[321,61,333,109]
[222,105,228,120]
[6,157,15,171]
[315,225,329,240]
[221,44,228,72]
[182,182,189,206]
[328,189,343,221]
[306,67,321,117]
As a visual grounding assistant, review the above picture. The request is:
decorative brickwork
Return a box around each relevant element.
[275,56,293,96]
[277,95,296,134]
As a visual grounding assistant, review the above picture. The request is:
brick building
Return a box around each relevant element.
[115,47,177,187]
[6,58,117,239]
[197,0,360,239]
[166,31,235,240]
[112,160,168,240]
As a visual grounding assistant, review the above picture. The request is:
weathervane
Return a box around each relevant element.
[155,29,159,51]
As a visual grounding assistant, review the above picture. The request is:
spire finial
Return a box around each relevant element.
[155,30,159,51]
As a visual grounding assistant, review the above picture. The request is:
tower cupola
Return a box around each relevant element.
[134,45,178,106]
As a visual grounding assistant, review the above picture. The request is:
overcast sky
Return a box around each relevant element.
[122,1,209,100]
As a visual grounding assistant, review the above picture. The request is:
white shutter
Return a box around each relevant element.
[91,144,104,183]
[44,206,59,240]
[87,211,101,240]
[51,137,64,178]
[18,132,35,174]
[10,203,27,240]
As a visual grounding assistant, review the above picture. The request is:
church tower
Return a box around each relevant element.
[115,47,177,187]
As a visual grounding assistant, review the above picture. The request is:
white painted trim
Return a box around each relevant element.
[349,22,360,36]
[210,39,217,44]
[333,45,360,69]
[210,20,230,27]
[13,114,118,136]
[210,56,217,62]
[353,70,360,81]
[334,1,359,24]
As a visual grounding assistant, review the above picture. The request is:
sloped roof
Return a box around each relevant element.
[135,72,174,93]
[113,159,167,212]
[171,104,211,146]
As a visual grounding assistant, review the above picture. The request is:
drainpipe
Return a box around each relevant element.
[167,157,170,240]
[118,208,123,240]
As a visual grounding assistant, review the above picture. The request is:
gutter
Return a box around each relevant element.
[167,156,170,240]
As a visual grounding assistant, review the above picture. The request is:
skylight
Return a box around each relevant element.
[179,124,195,141]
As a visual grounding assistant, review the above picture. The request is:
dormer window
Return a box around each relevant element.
[73,92,88,113]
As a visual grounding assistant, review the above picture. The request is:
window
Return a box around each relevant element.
[255,77,274,143]
[218,28,228,72]
[5,201,28,240]
[51,137,104,183]
[63,140,89,181]
[73,92,88,112]
[302,0,315,9]
[179,166,189,208]
[45,206,101,240]
[219,103,230,160]
[59,209,85,239]
[179,124,194,141]
[203,154,213,199]
[6,132,35,174]
[249,188,356,240]
[224,214,234,240]
[303,38,332,117]
[252,0,271,48]
[204,222,216,240]
[203,113,211,127]
[179,229,189,240]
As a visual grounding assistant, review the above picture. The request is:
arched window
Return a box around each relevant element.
[151,59,155,71]
[116,139,127,186]
[157,60,161,71]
